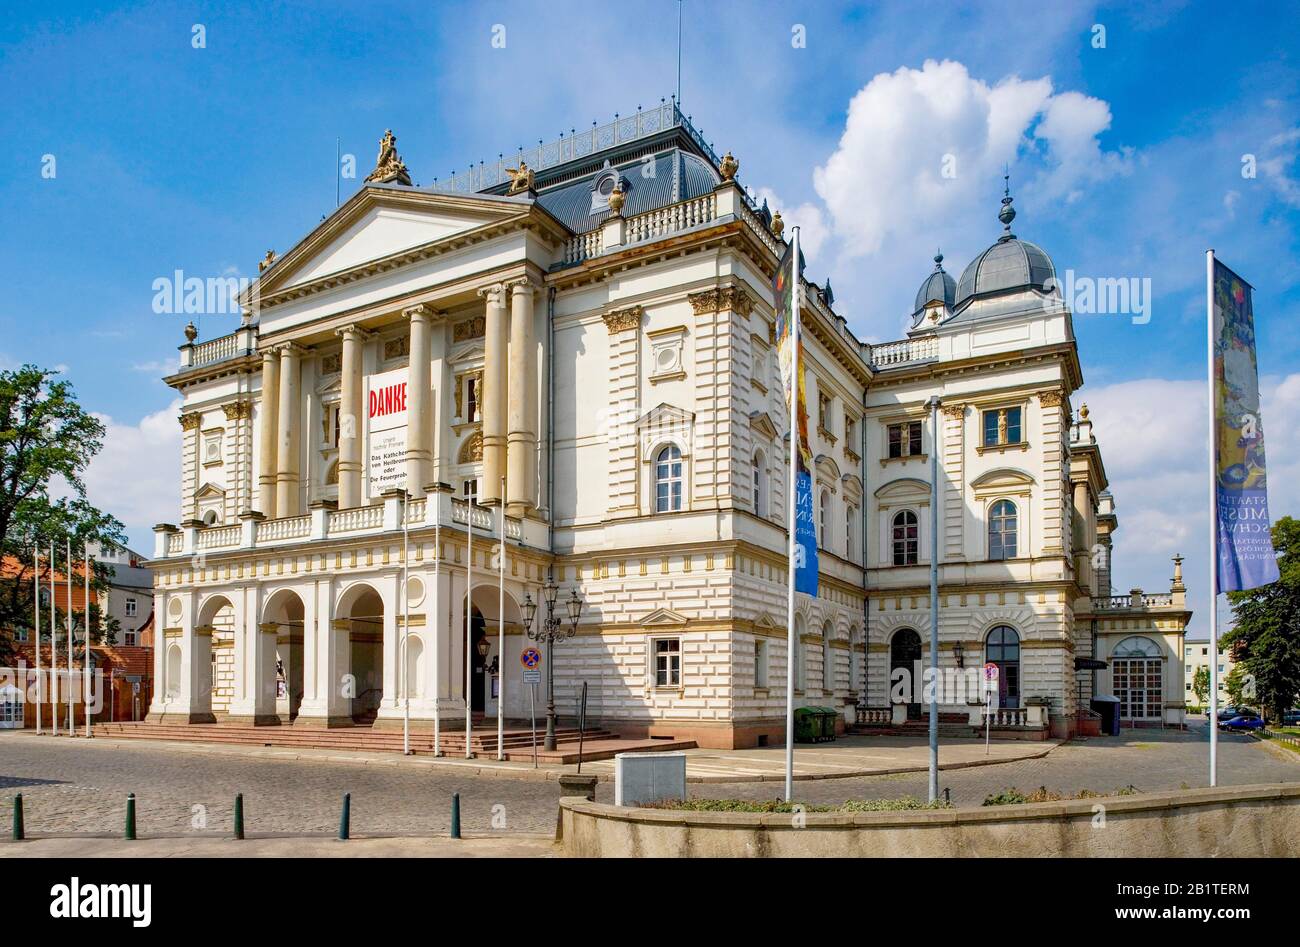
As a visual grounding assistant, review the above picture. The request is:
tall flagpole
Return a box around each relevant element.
[66,537,73,734]
[50,541,58,736]
[34,546,42,735]
[402,492,411,755]
[927,395,941,803]
[1206,249,1219,787]
[784,225,801,803]
[432,483,442,756]
[465,493,474,759]
[84,544,92,737]
[497,476,506,761]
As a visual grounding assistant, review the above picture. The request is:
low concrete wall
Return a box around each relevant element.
[558,782,1300,857]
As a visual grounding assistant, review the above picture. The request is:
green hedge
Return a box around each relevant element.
[982,785,1139,806]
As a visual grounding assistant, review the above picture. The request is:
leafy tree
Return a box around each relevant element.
[0,366,126,663]
[1222,516,1300,721]
[1192,665,1210,705]
[1223,663,1255,712]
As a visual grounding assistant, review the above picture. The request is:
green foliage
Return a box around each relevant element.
[982,785,1138,806]
[0,366,125,662]
[1192,665,1210,705]
[1224,516,1300,721]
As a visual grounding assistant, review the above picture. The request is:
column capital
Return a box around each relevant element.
[271,341,307,358]
[335,324,374,342]
[476,282,507,305]
[402,302,440,322]
[505,275,540,296]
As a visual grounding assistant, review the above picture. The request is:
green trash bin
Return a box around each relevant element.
[813,707,839,742]
[794,707,819,743]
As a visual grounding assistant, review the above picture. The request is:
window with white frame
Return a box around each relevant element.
[892,509,919,565]
[755,638,769,688]
[819,489,831,548]
[126,597,138,618]
[753,450,767,517]
[655,445,683,512]
[846,504,857,559]
[463,478,479,505]
[887,421,923,458]
[982,406,1023,447]
[988,499,1018,559]
[653,637,681,687]
[125,627,138,647]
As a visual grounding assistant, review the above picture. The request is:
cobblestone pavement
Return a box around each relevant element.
[1,719,1294,841]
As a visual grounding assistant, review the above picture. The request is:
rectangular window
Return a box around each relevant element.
[818,393,830,430]
[755,639,769,688]
[466,376,479,423]
[126,598,137,618]
[982,407,1023,447]
[463,479,478,505]
[125,628,138,647]
[887,421,922,458]
[654,638,681,687]
[16,627,28,642]
[844,416,857,444]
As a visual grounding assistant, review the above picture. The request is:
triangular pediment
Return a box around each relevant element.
[749,410,779,441]
[251,187,540,298]
[642,607,689,626]
[754,611,781,630]
[449,340,486,365]
[194,482,226,500]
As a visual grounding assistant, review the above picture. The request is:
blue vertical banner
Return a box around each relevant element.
[1212,258,1280,591]
[794,467,819,596]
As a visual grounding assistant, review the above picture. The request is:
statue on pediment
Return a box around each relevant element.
[364,129,413,186]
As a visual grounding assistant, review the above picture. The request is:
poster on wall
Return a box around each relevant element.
[365,367,408,497]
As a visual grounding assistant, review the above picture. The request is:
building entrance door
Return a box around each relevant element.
[891,629,923,720]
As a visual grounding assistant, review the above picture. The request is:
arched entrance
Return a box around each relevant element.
[891,628,923,720]
[465,587,524,721]
[463,604,488,717]
[1112,636,1162,723]
[262,589,306,723]
[985,625,1021,709]
[195,594,235,715]
[337,583,385,725]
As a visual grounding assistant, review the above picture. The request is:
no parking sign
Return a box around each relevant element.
[521,646,542,684]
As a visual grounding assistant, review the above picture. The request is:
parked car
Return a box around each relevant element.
[1216,706,1243,721]
[1282,709,1300,727]
[1220,713,1264,731]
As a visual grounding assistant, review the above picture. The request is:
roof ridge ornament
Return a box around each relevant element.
[998,167,1016,240]
[364,129,412,186]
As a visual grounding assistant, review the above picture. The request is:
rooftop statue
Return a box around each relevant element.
[505,159,536,195]
[364,129,412,186]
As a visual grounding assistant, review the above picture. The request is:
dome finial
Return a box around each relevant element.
[998,165,1017,238]
[934,248,944,269]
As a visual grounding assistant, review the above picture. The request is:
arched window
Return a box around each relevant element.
[989,499,1018,560]
[794,616,807,692]
[985,625,1021,708]
[819,490,831,548]
[752,450,767,517]
[202,509,220,527]
[1112,636,1163,721]
[890,628,923,720]
[892,510,919,565]
[822,622,835,694]
[655,445,683,512]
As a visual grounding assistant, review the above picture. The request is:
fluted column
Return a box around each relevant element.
[479,283,508,505]
[257,350,280,517]
[405,304,435,497]
[275,343,304,516]
[506,278,537,515]
[336,326,369,509]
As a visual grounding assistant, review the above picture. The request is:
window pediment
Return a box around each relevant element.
[971,468,1036,493]
[874,477,929,501]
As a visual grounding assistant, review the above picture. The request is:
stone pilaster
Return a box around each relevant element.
[256,350,280,517]
[688,285,755,508]
[479,283,508,505]
[941,402,966,560]
[223,401,253,520]
[1039,389,1067,556]
[179,411,203,521]
[603,304,642,514]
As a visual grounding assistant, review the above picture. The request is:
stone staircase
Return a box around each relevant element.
[91,720,695,764]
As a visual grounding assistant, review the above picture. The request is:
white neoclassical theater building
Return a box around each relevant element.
[147,102,1189,748]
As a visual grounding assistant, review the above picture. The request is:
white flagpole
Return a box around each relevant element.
[1206,248,1219,787]
[66,538,73,734]
[84,544,92,737]
[465,491,474,759]
[402,492,411,755]
[34,546,42,735]
[433,486,442,756]
[497,476,506,761]
[784,225,801,803]
[50,541,58,736]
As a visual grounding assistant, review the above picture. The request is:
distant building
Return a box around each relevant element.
[87,543,154,648]
[1184,640,1236,708]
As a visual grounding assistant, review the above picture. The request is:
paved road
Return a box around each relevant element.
[1,719,1294,840]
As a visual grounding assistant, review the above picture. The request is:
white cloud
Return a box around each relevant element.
[84,401,182,551]
[752,186,828,259]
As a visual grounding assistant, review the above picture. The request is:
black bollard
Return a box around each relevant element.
[125,793,136,840]
[338,792,350,840]
[12,793,23,841]
[450,792,461,839]
[233,793,244,840]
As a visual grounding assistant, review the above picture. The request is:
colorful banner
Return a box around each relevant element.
[773,241,812,468]
[1212,258,1280,592]
[365,367,409,495]
[794,467,819,596]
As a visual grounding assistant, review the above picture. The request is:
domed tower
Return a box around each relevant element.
[953,175,1056,311]
[910,251,956,332]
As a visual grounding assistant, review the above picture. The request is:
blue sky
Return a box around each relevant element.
[2,0,1299,636]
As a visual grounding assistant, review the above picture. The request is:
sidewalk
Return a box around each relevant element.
[0,835,557,858]
[1,729,1058,783]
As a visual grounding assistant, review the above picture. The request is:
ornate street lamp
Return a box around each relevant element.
[520,577,584,750]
